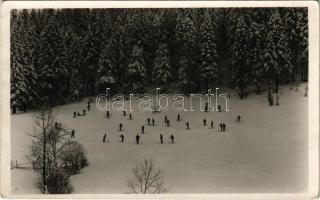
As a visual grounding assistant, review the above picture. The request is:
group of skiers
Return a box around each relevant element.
[102,133,175,144]
[70,99,244,145]
[73,101,91,118]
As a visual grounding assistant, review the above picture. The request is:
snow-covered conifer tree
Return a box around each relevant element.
[10,10,39,113]
[175,10,197,92]
[267,10,292,93]
[231,15,250,99]
[152,43,171,91]
[97,39,116,93]
[128,44,146,94]
[199,9,219,91]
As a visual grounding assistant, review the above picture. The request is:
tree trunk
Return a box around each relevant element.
[23,103,26,113]
[291,73,295,83]
[206,78,209,93]
[12,105,16,114]
[49,89,53,107]
[275,76,279,94]
[256,83,260,95]
[43,137,47,192]
[268,80,273,106]
[240,91,244,99]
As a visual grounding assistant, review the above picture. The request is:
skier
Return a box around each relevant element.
[166,120,170,127]
[160,134,164,144]
[217,105,221,112]
[71,130,75,138]
[102,133,106,142]
[141,126,145,134]
[106,110,110,118]
[219,123,223,131]
[237,115,241,122]
[120,134,124,143]
[152,118,155,126]
[165,115,168,123]
[147,118,150,125]
[211,120,214,129]
[129,113,132,120]
[186,122,190,130]
[123,110,126,116]
[177,114,181,121]
[83,109,86,116]
[136,134,140,144]
[203,118,207,126]
[169,134,175,144]
[223,123,226,131]
[73,111,77,118]
[119,123,123,131]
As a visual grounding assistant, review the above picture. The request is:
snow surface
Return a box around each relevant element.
[11,84,308,194]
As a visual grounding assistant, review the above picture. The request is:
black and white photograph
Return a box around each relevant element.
[0,1,319,199]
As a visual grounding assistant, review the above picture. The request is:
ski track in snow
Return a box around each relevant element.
[11,84,308,194]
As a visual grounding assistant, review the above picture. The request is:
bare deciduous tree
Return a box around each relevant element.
[27,107,69,193]
[127,159,167,194]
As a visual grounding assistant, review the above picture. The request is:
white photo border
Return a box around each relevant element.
[0,1,319,199]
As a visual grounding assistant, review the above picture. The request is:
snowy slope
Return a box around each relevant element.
[11,84,308,194]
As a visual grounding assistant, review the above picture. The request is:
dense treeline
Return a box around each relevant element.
[10,8,308,113]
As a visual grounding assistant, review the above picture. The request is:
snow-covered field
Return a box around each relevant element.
[11,84,308,194]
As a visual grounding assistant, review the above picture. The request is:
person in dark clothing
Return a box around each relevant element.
[223,123,226,131]
[219,123,223,131]
[55,122,58,129]
[169,134,175,144]
[129,113,132,120]
[186,122,190,130]
[73,111,77,118]
[211,120,214,129]
[136,134,140,144]
[147,118,150,125]
[106,110,110,118]
[87,103,91,111]
[119,123,123,131]
[166,120,170,127]
[152,118,155,126]
[141,126,145,134]
[165,115,168,123]
[203,118,206,126]
[120,134,124,143]
[123,110,126,116]
[237,115,241,122]
[160,134,163,144]
[217,105,221,112]
[102,133,106,142]
[71,130,75,138]
[83,109,86,116]
[177,114,180,121]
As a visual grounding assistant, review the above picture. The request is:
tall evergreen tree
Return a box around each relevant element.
[296,8,308,81]
[152,43,171,90]
[128,44,146,94]
[10,10,39,113]
[249,22,266,94]
[97,39,116,93]
[175,10,197,92]
[38,11,68,106]
[199,9,219,92]
[267,10,292,93]
[231,15,250,99]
